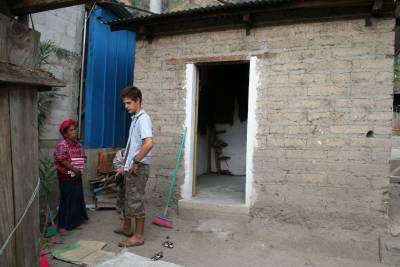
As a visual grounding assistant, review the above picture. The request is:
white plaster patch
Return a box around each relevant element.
[182,63,196,199]
[246,56,259,207]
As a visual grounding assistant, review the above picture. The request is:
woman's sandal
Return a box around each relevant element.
[59,229,69,236]
[150,251,163,261]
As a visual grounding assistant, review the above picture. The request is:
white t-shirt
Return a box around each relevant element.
[124,109,153,171]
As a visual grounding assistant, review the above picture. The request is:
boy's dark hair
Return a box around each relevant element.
[121,86,142,103]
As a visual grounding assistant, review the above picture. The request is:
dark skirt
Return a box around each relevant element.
[58,176,88,230]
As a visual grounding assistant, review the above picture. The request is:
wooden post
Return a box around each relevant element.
[0,84,43,267]
[0,87,16,267]
[0,76,63,267]
[9,86,40,267]
[0,14,40,68]
[0,84,41,267]
[0,14,64,267]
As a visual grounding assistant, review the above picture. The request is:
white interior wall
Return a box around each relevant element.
[196,103,247,176]
[215,109,247,175]
[196,135,208,175]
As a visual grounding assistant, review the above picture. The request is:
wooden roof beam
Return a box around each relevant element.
[372,0,384,15]
[366,0,389,26]
[0,62,65,88]
[9,0,91,15]
[242,13,252,36]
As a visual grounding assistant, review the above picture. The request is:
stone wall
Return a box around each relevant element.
[134,18,394,226]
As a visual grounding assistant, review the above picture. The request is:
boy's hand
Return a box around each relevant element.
[116,167,125,177]
[130,164,140,176]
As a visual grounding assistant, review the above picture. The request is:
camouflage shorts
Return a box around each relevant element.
[116,179,125,211]
[123,164,150,218]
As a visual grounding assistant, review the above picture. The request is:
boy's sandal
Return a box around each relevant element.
[113,229,134,237]
[150,251,163,261]
[117,240,144,247]
[162,241,174,248]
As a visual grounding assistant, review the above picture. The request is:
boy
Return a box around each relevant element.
[114,86,154,247]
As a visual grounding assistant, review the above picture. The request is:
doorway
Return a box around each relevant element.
[193,62,250,205]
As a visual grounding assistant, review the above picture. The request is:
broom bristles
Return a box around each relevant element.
[152,216,175,228]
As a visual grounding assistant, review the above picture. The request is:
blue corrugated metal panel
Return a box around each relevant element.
[84,6,135,148]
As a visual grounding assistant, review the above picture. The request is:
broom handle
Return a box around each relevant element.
[163,127,187,217]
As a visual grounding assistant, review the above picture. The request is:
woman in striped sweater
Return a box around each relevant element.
[53,119,88,236]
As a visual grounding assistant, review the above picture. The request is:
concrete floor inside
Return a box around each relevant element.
[194,174,245,205]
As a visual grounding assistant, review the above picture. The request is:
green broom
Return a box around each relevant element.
[152,127,187,228]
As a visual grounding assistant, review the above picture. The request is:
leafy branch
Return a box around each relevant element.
[37,40,56,68]
[38,90,64,132]
[39,159,57,198]
[395,55,400,91]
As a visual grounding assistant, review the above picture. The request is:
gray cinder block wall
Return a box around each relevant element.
[30,6,92,203]
[32,5,85,155]
[135,18,394,227]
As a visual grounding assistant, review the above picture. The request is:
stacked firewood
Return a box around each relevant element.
[89,150,119,209]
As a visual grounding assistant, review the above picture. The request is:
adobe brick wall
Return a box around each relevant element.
[134,18,394,227]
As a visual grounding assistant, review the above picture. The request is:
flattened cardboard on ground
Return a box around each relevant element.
[52,240,115,266]
[98,251,185,267]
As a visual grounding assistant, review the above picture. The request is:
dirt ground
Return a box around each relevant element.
[44,202,400,267]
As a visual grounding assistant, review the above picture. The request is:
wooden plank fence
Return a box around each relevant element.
[0,13,63,267]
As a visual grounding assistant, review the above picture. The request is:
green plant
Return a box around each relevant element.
[39,159,57,198]
[37,40,63,133]
[36,41,61,237]
[39,159,57,237]
[395,54,400,90]
[37,40,56,68]
[38,90,63,132]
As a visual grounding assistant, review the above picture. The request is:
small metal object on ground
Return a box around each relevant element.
[151,251,163,261]
[162,241,174,248]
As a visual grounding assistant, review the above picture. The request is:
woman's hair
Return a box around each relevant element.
[121,86,142,103]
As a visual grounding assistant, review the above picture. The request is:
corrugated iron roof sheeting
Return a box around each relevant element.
[109,0,294,24]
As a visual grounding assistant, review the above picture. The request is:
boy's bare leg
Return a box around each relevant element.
[119,217,145,246]
[114,217,132,236]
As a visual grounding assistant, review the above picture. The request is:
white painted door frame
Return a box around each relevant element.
[182,57,258,207]
[182,63,197,200]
